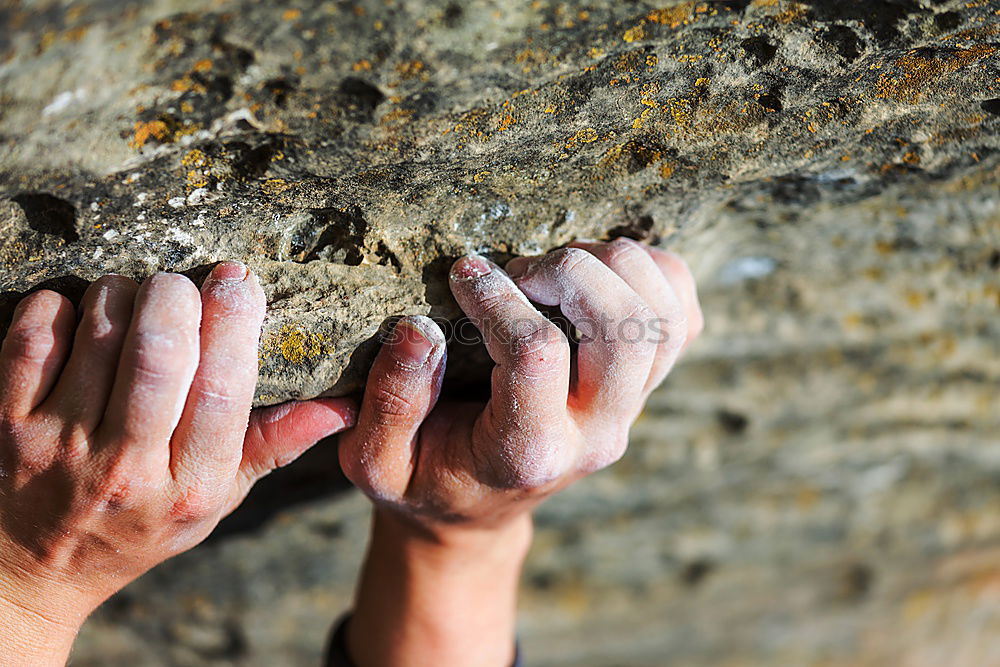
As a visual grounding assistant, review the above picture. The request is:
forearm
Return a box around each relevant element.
[0,590,81,666]
[347,509,532,667]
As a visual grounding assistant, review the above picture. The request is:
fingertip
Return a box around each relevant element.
[385,315,445,369]
[312,397,359,431]
[207,261,249,282]
[14,289,72,319]
[450,254,494,282]
[504,256,533,279]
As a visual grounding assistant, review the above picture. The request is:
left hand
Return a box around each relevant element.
[0,262,355,665]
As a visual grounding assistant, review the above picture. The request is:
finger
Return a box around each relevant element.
[42,276,139,432]
[225,397,357,512]
[645,247,704,351]
[568,238,687,394]
[97,273,201,458]
[338,316,446,500]
[0,290,75,420]
[506,248,657,425]
[169,262,266,487]
[449,256,574,488]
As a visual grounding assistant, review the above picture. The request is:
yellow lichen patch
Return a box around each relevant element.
[128,120,170,148]
[646,3,694,28]
[353,59,373,71]
[497,114,517,132]
[659,162,677,179]
[396,60,426,79]
[282,8,302,21]
[589,47,604,59]
[623,24,647,43]
[182,149,210,168]
[665,97,695,125]
[261,178,291,195]
[565,127,600,149]
[773,3,808,24]
[193,58,213,72]
[186,170,209,188]
[262,325,328,365]
[599,140,664,172]
[876,44,998,103]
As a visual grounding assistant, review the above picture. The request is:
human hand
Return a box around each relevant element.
[339,239,702,667]
[0,263,355,665]
[340,239,702,536]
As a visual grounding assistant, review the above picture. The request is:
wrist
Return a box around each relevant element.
[0,584,83,666]
[347,509,532,667]
[374,508,534,566]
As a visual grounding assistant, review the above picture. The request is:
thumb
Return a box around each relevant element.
[226,398,357,511]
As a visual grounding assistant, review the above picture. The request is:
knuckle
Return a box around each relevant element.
[476,424,566,491]
[2,323,59,362]
[90,274,139,293]
[580,435,630,473]
[168,485,223,524]
[549,247,593,276]
[190,376,247,415]
[89,467,143,512]
[501,452,564,491]
[338,448,397,501]
[505,322,568,373]
[146,271,196,292]
[602,237,645,268]
[16,290,66,317]
[369,386,418,424]
[127,334,183,381]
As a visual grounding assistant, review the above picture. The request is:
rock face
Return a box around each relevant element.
[2,0,1000,665]
[3,0,997,405]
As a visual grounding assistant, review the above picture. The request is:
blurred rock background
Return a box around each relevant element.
[1,0,998,665]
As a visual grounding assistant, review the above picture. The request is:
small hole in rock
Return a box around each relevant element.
[339,77,386,114]
[717,410,750,435]
[12,193,79,243]
[740,36,777,68]
[980,98,1000,117]
[680,559,715,588]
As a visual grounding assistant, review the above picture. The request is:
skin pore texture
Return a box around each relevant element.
[0,239,702,667]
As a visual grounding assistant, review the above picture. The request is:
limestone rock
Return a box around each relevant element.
[3,0,997,406]
[2,1,1000,665]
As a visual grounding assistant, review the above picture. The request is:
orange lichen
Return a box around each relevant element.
[646,4,694,28]
[876,44,997,103]
[497,114,517,132]
[128,120,170,148]
[396,60,426,79]
[261,178,291,195]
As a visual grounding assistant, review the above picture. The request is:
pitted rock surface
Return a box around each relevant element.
[3,0,998,405]
[2,1,1000,665]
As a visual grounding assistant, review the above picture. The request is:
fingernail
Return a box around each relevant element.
[209,261,249,282]
[392,319,435,366]
[505,256,532,278]
[451,255,493,281]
